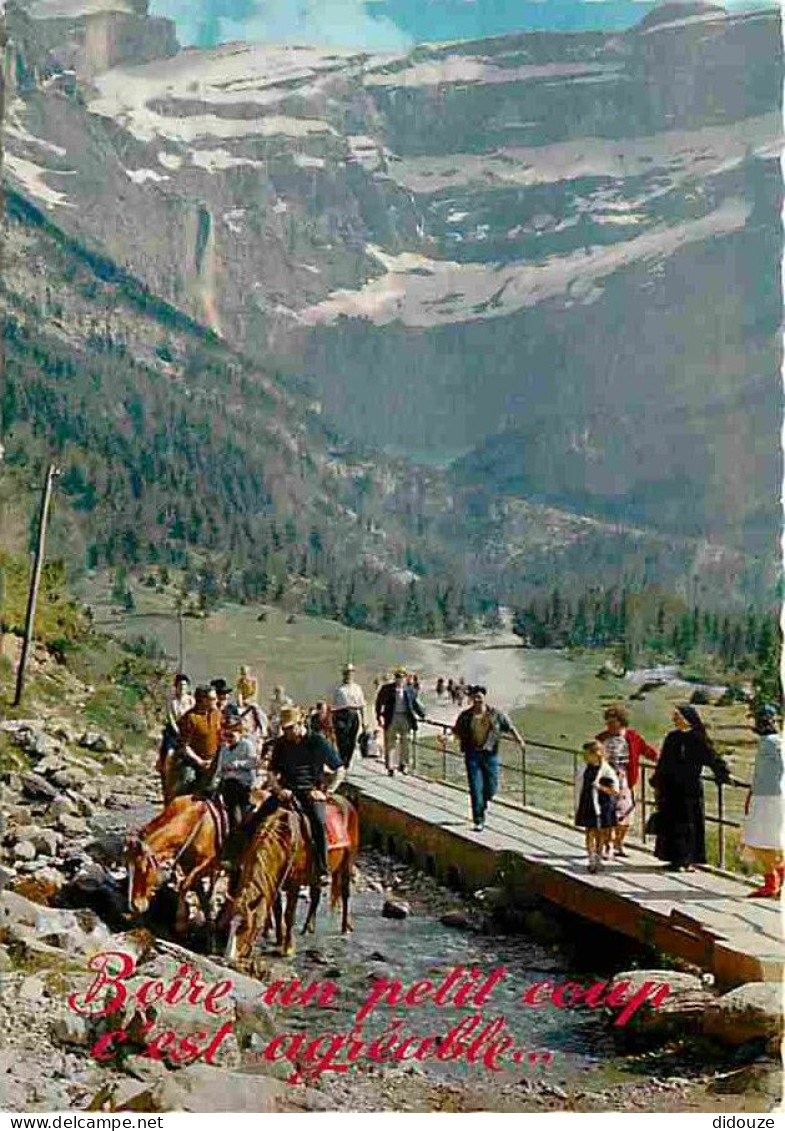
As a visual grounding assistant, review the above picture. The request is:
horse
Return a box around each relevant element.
[125,794,224,939]
[224,794,358,963]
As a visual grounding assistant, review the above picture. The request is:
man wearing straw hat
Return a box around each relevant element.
[258,705,344,881]
[375,667,426,777]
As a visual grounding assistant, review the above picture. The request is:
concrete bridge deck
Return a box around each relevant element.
[346,759,784,988]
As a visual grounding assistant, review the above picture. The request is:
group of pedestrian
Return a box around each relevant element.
[575,705,658,871]
[158,660,782,900]
[573,700,783,895]
[435,677,469,706]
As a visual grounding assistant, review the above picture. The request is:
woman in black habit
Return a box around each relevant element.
[652,704,731,872]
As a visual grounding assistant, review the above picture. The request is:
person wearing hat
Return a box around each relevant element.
[268,685,294,739]
[331,663,367,769]
[375,667,426,777]
[742,704,784,898]
[217,708,259,833]
[236,665,259,708]
[169,685,223,802]
[210,678,233,725]
[453,685,525,832]
[258,705,344,880]
[651,704,731,872]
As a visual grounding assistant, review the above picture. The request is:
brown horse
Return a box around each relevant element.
[126,795,223,937]
[224,795,358,962]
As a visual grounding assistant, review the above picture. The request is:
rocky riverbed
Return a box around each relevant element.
[0,665,781,1113]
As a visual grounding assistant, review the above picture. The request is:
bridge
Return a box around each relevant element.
[346,733,784,989]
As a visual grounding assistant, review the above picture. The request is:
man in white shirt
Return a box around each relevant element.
[332,663,366,768]
[157,673,194,794]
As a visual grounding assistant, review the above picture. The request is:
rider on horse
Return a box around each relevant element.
[216,708,259,832]
[168,685,223,801]
[257,705,345,882]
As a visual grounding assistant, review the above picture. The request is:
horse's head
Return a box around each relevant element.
[125,835,160,914]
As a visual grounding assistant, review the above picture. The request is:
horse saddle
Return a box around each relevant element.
[295,796,351,852]
[325,797,351,851]
[203,796,230,847]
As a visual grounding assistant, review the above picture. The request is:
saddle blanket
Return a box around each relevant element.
[326,799,351,851]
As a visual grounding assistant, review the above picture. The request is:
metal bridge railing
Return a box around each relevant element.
[409,718,749,872]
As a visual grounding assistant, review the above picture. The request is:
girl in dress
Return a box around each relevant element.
[575,739,620,873]
[596,704,658,858]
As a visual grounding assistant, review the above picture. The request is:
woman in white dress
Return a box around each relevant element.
[743,704,784,898]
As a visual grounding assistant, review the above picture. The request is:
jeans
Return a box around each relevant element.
[464,748,499,825]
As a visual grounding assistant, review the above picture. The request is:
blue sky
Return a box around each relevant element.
[149,0,765,51]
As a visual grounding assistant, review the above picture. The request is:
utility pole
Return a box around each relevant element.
[177,599,184,673]
[13,464,59,706]
[1,0,7,403]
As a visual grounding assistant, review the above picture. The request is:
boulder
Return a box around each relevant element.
[51,794,79,820]
[51,767,89,791]
[71,793,96,819]
[12,870,64,905]
[26,827,60,857]
[99,1065,187,1113]
[36,755,68,778]
[381,898,410,920]
[51,1011,92,1048]
[6,806,33,826]
[710,1057,783,1103]
[57,814,89,837]
[18,974,47,1003]
[0,890,111,954]
[20,772,58,802]
[606,970,711,1042]
[175,1063,330,1112]
[440,909,475,930]
[12,840,37,862]
[703,982,785,1047]
[14,728,53,760]
[79,732,111,753]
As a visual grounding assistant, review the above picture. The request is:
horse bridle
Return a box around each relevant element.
[128,809,208,891]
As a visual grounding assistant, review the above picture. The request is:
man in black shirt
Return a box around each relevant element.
[259,705,344,879]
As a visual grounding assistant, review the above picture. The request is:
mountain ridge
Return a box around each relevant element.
[0,0,780,611]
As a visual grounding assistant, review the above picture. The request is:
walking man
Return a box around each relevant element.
[453,685,525,832]
[332,663,366,769]
[375,667,425,777]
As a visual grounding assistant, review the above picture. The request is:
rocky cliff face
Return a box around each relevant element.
[1,1,781,591]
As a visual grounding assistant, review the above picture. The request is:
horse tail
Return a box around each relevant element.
[330,797,358,913]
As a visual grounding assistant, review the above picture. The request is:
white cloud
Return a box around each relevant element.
[150,0,412,51]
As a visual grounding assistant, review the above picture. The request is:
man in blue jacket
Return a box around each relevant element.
[375,667,426,777]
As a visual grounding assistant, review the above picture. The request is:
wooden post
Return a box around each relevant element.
[177,604,184,673]
[13,464,58,707]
